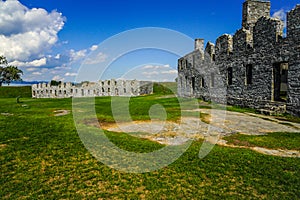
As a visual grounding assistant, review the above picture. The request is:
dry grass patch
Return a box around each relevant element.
[0,143,7,150]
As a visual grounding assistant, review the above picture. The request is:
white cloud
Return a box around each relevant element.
[52,75,64,81]
[17,42,106,81]
[41,68,49,73]
[65,72,77,77]
[26,68,37,72]
[54,54,61,59]
[54,64,71,70]
[32,72,42,75]
[142,71,159,76]
[141,65,177,76]
[9,57,47,67]
[83,52,108,65]
[69,49,87,62]
[272,9,287,28]
[161,70,178,74]
[272,9,285,20]
[141,64,177,81]
[123,64,177,82]
[90,45,98,51]
[50,70,60,75]
[143,64,170,69]
[0,1,65,61]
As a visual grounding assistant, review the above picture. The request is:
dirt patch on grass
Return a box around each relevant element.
[218,139,300,158]
[1,113,14,116]
[230,139,254,147]
[84,117,225,146]
[83,118,117,129]
[81,108,300,157]
[53,110,70,116]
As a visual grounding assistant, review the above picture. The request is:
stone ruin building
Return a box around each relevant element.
[32,79,153,98]
[178,0,300,117]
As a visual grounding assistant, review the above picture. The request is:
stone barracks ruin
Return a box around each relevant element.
[178,0,300,117]
[32,80,153,98]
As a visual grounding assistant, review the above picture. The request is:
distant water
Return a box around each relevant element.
[2,83,34,87]
[1,81,46,87]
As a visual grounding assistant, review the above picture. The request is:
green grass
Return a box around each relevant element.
[275,113,300,124]
[91,94,200,123]
[226,105,258,114]
[0,95,300,199]
[105,131,165,153]
[223,132,300,151]
[197,99,259,114]
[91,95,182,123]
[0,86,32,98]
[153,82,177,95]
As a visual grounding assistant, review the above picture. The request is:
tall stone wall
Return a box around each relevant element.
[253,17,284,48]
[287,5,300,116]
[242,0,271,31]
[32,79,153,98]
[178,0,300,116]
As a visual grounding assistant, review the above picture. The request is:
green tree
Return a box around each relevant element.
[0,56,23,86]
[50,80,62,86]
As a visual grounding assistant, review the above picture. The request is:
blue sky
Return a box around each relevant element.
[1,0,299,82]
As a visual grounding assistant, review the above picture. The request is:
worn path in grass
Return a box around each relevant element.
[103,108,300,158]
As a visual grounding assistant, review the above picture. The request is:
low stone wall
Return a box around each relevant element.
[32,80,153,98]
[227,97,286,115]
[287,104,300,117]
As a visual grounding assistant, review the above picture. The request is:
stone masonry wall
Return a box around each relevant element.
[287,5,300,116]
[242,0,271,32]
[32,79,153,98]
[178,0,300,116]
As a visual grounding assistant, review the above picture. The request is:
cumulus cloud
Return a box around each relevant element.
[90,45,98,51]
[54,54,61,59]
[161,70,178,74]
[0,0,65,61]
[141,64,177,81]
[69,49,87,62]
[52,75,65,81]
[9,57,47,67]
[122,64,177,82]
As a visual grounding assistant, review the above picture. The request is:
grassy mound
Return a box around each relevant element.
[0,86,32,98]
[153,82,177,95]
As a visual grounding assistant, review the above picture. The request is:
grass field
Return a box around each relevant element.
[0,86,300,199]
[223,132,300,151]
[0,86,32,98]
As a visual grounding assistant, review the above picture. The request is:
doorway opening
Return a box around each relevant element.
[272,62,288,102]
[192,77,195,92]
